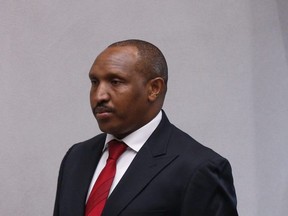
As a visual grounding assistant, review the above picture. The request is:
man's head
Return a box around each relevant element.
[89,39,168,139]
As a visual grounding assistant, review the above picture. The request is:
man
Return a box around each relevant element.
[53,39,238,216]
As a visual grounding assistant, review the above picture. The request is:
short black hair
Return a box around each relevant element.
[108,39,168,85]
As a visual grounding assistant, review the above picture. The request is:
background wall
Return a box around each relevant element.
[1,1,287,215]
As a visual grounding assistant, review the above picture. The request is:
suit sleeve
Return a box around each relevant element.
[180,158,238,216]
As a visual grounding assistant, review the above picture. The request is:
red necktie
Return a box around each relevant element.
[85,140,127,216]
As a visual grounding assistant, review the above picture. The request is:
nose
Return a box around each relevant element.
[91,82,110,104]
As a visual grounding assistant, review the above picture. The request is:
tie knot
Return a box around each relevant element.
[108,140,127,160]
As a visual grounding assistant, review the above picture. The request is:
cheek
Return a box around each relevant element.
[127,93,149,114]
[89,92,95,106]
[90,88,98,104]
[112,84,149,113]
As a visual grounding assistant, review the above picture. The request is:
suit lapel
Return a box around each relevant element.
[102,112,179,216]
[68,135,106,215]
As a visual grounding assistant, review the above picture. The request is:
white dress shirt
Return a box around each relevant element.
[86,111,162,200]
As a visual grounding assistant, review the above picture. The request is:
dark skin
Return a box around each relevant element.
[89,45,165,139]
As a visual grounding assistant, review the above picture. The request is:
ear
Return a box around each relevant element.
[147,77,165,102]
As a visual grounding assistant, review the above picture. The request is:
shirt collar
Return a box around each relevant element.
[104,111,162,153]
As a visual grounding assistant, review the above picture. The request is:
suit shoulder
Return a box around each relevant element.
[64,133,106,157]
[169,124,226,162]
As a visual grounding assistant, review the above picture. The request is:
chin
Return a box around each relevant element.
[98,124,119,135]
[99,127,130,139]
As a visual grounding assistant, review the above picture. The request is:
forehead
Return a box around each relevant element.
[91,46,139,72]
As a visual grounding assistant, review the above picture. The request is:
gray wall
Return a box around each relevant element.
[1,1,287,215]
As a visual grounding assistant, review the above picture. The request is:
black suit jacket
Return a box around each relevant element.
[54,112,238,216]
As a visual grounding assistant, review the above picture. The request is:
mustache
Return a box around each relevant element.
[92,104,114,115]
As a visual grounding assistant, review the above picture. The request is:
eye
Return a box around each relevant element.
[90,79,99,86]
[111,79,123,86]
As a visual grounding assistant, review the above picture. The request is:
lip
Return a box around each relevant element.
[95,111,113,120]
[93,106,114,120]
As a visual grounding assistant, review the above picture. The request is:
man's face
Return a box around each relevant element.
[89,46,152,138]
